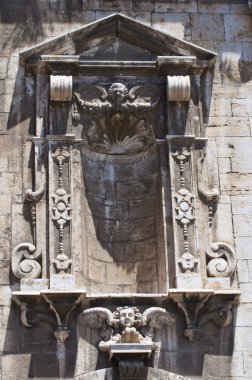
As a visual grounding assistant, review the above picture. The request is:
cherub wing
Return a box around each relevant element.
[127,85,160,110]
[73,85,110,115]
[142,307,176,329]
[80,307,114,329]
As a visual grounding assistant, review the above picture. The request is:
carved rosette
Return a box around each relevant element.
[72,82,159,154]
[172,148,198,273]
[51,147,72,273]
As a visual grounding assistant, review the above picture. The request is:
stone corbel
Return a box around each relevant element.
[170,292,235,342]
[80,306,175,379]
[12,291,85,377]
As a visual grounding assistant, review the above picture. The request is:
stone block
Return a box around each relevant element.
[87,238,115,263]
[2,354,31,380]
[236,304,252,326]
[50,274,76,290]
[83,0,99,10]
[208,97,232,118]
[0,237,10,260]
[176,274,202,289]
[216,137,252,158]
[155,1,197,13]
[20,279,49,291]
[248,260,252,282]
[133,1,154,12]
[125,238,156,262]
[202,352,244,377]
[220,173,252,194]
[198,1,229,14]
[106,261,137,285]
[0,260,10,285]
[136,259,157,283]
[244,350,252,376]
[230,2,251,14]
[116,176,157,200]
[239,283,252,303]
[0,58,8,79]
[232,98,252,117]
[0,286,11,306]
[88,257,107,282]
[231,195,252,214]
[129,198,155,219]
[224,14,252,42]
[235,237,252,260]
[215,203,234,244]
[234,214,252,237]
[207,117,250,138]
[232,158,252,174]
[206,277,231,290]
[191,14,225,41]
[119,11,152,25]
[218,157,231,174]
[130,216,155,241]
[152,13,190,40]
[236,259,250,283]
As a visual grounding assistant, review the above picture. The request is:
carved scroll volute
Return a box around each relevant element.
[167,76,190,101]
[11,138,47,289]
[50,75,73,102]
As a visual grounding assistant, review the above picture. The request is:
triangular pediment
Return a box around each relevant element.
[20,13,216,64]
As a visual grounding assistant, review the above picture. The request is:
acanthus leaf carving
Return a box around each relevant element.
[206,242,237,278]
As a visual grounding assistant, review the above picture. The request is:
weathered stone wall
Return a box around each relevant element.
[0,0,252,379]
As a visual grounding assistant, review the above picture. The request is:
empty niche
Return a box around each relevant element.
[74,81,167,293]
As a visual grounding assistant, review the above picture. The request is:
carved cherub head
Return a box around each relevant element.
[108,83,128,105]
[113,306,142,328]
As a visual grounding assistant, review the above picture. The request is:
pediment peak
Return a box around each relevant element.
[20,13,216,65]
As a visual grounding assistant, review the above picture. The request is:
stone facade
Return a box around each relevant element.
[0,1,252,379]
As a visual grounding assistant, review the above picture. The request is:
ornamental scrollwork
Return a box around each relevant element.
[72,82,160,155]
[51,147,72,273]
[206,242,237,278]
[11,243,42,280]
[172,147,198,273]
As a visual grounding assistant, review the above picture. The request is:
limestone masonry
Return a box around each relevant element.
[0,1,252,379]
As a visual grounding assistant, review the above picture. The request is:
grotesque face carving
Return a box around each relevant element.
[108,83,128,105]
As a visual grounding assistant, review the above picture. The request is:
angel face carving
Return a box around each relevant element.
[73,82,160,154]
[113,306,142,328]
[119,308,135,328]
[108,83,128,106]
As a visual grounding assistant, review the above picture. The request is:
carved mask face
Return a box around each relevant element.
[119,308,135,328]
[109,83,127,104]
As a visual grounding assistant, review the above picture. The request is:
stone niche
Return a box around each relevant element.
[11,14,240,379]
